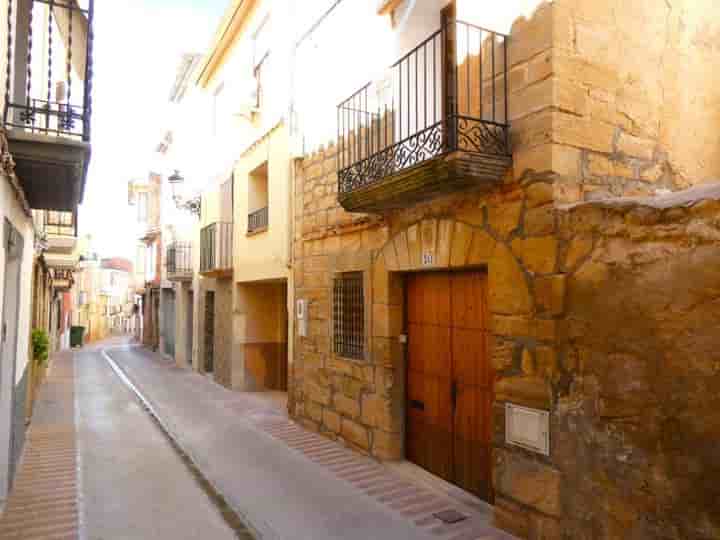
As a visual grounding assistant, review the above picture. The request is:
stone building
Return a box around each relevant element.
[289,1,720,539]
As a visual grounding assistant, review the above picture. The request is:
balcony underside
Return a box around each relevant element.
[199,268,232,279]
[167,271,193,282]
[52,279,72,292]
[45,253,79,271]
[338,150,511,213]
[46,234,78,255]
[7,131,90,211]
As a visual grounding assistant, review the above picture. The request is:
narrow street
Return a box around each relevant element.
[75,340,247,540]
[0,338,514,540]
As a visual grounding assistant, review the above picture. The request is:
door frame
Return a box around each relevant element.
[0,219,24,500]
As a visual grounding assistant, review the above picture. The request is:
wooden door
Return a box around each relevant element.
[204,291,215,373]
[406,271,493,501]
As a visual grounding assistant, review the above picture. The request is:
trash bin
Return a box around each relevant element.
[70,326,85,348]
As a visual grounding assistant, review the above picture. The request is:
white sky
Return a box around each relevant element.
[78,0,227,259]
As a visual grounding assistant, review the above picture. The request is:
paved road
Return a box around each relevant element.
[103,340,514,540]
[75,343,246,540]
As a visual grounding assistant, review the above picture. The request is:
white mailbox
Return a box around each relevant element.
[505,403,550,456]
[296,299,308,337]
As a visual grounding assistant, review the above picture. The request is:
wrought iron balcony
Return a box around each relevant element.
[166,241,192,282]
[51,267,74,291]
[200,222,232,277]
[247,206,268,234]
[2,0,94,211]
[337,20,511,213]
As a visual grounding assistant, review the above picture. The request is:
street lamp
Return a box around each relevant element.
[168,170,201,217]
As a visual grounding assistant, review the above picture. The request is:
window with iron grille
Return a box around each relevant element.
[333,273,364,359]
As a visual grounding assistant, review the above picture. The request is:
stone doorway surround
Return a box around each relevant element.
[369,211,553,461]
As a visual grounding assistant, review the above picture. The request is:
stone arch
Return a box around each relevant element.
[367,217,535,461]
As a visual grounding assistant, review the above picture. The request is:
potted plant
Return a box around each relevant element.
[31,328,49,366]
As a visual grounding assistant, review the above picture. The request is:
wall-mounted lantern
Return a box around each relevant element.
[168,170,201,217]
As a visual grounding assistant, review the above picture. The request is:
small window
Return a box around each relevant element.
[253,16,270,109]
[248,162,269,233]
[333,272,364,359]
[254,56,267,109]
[137,192,148,223]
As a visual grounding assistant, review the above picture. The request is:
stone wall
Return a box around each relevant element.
[511,0,720,202]
[552,184,720,540]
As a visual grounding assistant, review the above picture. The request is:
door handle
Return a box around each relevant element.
[410,399,425,411]
[451,380,458,409]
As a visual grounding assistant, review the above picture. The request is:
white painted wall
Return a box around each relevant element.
[294,0,546,152]
[0,172,35,502]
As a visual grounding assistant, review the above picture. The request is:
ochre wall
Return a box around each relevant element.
[555,185,720,540]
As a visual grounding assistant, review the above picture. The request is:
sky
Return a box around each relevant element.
[78,0,228,259]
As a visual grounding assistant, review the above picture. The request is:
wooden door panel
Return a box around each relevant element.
[451,272,487,330]
[408,322,451,376]
[452,328,487,388]
[407,273,451,325]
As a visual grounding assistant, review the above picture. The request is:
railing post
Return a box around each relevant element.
[441,6,457,153]
[83,0,94,142]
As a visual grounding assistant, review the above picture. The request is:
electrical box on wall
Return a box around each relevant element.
[505,403,550,456]
[296,299,308,337]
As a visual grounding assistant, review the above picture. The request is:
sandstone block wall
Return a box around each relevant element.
[554,185,720,540]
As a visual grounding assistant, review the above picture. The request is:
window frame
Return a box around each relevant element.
[332,272,365,360]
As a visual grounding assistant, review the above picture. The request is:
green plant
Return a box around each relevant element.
[31,328,49,366]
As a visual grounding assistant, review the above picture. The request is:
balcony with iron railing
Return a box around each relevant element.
[2,0,94,212]
[337,20,511,213]
[200,222,233,277]
[165,241,192,282]
[51,267,74,291]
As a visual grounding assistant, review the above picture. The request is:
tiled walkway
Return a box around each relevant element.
[0,352,79,540]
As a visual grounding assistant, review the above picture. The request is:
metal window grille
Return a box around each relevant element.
[333,272,364,359]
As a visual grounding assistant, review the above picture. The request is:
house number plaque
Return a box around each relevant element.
[422,252,434,266]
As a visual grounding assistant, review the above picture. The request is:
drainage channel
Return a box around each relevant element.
[102,349,257,540]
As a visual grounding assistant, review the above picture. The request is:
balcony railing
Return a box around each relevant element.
[200,222,233,275]
[337,20,510,210]
[166,241,192,281]
[247,206,268,234]
[51,267,73,290]
[3,0,94,141]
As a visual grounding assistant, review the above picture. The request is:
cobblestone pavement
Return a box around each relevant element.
[106,339,518,540]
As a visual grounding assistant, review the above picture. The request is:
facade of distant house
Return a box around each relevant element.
[0,0,94,504]
[129,174,162,350]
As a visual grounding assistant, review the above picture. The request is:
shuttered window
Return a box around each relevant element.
[333,273,364,359]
